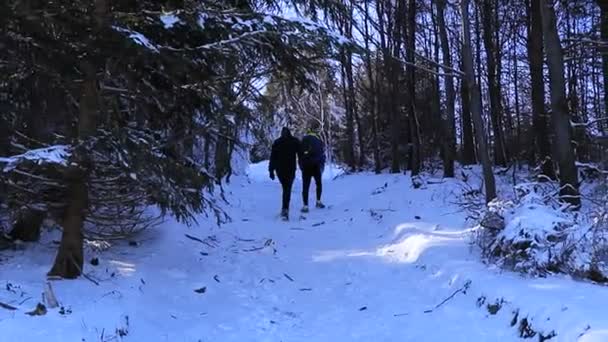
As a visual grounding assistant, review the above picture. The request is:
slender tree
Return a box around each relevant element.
[527,0,555,179]
[437,0,456,177]
[540,0,581,207]
[462,0,497,203]
[481,0,508,166]
[597,1,608,125]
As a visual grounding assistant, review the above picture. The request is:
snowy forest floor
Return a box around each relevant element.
[1,162,608,341]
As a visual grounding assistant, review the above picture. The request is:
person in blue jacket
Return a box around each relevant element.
[269,127,301,220]
[299,128,326,212]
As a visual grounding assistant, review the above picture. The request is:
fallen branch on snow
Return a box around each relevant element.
[423,280,472,314]
[0,301,17,311]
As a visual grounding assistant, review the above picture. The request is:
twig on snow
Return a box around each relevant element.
[0,301,17,311]
[184,234,205,244]
[423,280,472,314]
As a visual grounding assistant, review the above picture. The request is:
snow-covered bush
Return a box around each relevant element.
[477,181,608,282]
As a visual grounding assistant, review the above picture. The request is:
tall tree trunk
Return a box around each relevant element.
[437,0,456,177]
[381,0,403,173]
[405,0,421,177]
[513,44,522,164]
[481,0,507,167]
[540,0,581,207]
[340,8,357,171]
[341,55,356,170]
[354,110,365,169]
[597,1,608,130]
[527,0,555,179]
[462,0,497,203]
[364,0,381,173]
[49,61,97,278]
[461,69,477,165]
[49,0,108,278]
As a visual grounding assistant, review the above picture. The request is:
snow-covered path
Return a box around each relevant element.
[1,164,608,341]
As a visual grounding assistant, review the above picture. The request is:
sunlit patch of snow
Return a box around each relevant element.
[579,330,608,342]
[314,224,471,264]
[109,260,136,276]
[376,233,449,263]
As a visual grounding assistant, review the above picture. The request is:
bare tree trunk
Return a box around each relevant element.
[527,0,555,179]
[339,7,357,171]
[597,1,608,129]
[379,0,403,173]
[437,0,456,177]
[405,0,421,177]
[341,56,356,170]
[462,0,497,203]
[364,0,381,173]
[540,0,581,208]
[354,107,365,169]
[513,44,522,163]
[481,0,507,167]
[461,72,477,165]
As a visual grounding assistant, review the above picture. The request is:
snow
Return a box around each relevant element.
[0,145,71,172]
[247,160,345,181]
[112,26,159,53]
[160,13,181,29]
[1,164,608,341]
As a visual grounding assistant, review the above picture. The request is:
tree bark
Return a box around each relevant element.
[341,55,356,170]
[481,0,507,167]
[364,0,381,173]
[597,1,608,131]
[380,0,403,173]
[48,166,87,278]
[540,0,580,207]
[437,0,456,177]
[405,0,421,177]
[462,0,497,203]
[513,43,522,164]
[49,0,108,278]
[460,64,477,165]
[49,61,97,278]
[527,0,555,179]
[340,7,357,171]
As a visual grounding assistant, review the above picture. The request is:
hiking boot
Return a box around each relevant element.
[301,205,309,213]
[280,209,289,221]
[316,201,326,209]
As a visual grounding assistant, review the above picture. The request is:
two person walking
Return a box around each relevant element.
[268,127,326,220]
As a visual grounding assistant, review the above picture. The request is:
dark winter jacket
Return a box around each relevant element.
[300,134,325,168]
[269,128,300,177]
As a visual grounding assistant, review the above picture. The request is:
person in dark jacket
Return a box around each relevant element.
[269,127,301,220]
[299,128,326,212]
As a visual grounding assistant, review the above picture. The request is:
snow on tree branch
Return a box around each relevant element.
[0,145,71,173]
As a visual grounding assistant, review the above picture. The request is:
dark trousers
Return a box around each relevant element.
[302,164,322,206]
[278,174,295,211]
